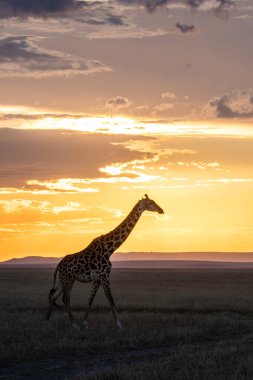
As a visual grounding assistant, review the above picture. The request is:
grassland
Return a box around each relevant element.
[1,268,253,379]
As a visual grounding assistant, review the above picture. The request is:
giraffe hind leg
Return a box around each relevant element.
[46,284,63,321]
[61,278,77,327]
[49,288,60,307]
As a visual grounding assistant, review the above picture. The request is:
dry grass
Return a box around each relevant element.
[1,268,253,379]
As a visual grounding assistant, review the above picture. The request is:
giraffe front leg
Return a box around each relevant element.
[83,280,101,329]
[101,278,123,331]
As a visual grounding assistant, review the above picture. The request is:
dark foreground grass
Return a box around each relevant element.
[81,347,253,380]
[1,268,253,379]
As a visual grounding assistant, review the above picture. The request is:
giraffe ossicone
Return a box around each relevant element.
[46,195,164,328]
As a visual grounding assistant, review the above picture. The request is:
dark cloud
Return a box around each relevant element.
[211,0,235,20]
[0,0,235,21]
[0,0,81,19]
[211,96,237,118]
[106,14,125,26]
[176,22,195,33]
[0,35,111,77]
[73,11,126,26]
[118,0,234,18]
[209,89,253,119]
[0,0,127,29]
[0,128,152,187]
[106,96,131,109]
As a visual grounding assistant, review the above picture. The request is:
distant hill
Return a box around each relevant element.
[1,256,61,266]
[112,260,253,269]
[1,253,253,269]
[112,252,253,262]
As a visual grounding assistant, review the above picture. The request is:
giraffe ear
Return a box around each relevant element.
[145,194,149,199]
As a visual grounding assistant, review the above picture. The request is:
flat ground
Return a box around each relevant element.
[1,268,253,379]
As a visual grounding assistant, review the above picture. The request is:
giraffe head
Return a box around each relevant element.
[140,194,164,214]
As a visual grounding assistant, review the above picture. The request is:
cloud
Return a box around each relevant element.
[0,0,81,19]
[0,199,34,213]
[176,22,195,33]
[27,172,164,191]
[118,0,235,18]
[105,14,125,26]
[99,156,163,183]
[154,103,174,112]
[0,0,128,28]
[210,0,235,20]
[197,178,253,185]
[0,199,87,214]
[161,92,176,100]
[209,89,253,118]
[0,128,153,188]
[130,104,150,116]
[0,0,236,24]
[26,179,99,193]
[86,25,168,39]
[105,96,131,109]
[0,110,90,121]
[0,35,111,78]
[168,161,220,170]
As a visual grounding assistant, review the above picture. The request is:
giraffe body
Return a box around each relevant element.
[46,195,164,328]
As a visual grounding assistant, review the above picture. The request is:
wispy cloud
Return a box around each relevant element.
[26,179,99,193]
[0,199,88,214]
[153,103,174,112]
[161,92,176,100]
[86,24,168,39]
[0,35,111,78]
[197,178,253,184]
[168,161,220,170]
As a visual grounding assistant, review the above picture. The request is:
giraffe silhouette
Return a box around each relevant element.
[46,194,164,329]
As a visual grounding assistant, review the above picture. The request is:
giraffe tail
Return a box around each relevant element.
[48,264,60,308]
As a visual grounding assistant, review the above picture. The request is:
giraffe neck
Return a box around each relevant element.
[103,201,143,256]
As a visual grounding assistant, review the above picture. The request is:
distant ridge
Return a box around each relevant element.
[111,252,253,263]
[1,256,61,265]
[112,260,253,269]
[1,253,253,269]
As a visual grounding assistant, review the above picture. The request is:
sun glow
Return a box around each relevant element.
[25,115,138,134]
[1,109,252,138]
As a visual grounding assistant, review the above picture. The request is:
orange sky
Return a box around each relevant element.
[0,1,253,260]
[1,116,253,260]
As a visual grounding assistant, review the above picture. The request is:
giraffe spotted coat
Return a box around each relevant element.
[46,195,164,328]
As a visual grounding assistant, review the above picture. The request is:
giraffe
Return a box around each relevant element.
[46,194,164,329]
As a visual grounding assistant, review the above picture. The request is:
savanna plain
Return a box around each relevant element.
[1,267,253,380]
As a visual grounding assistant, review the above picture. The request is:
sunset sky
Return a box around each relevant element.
[1,0,253,260]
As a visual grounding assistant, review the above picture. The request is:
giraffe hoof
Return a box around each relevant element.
[83,320,89,329]
[72,322,81,330]
[116,320,123,331]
